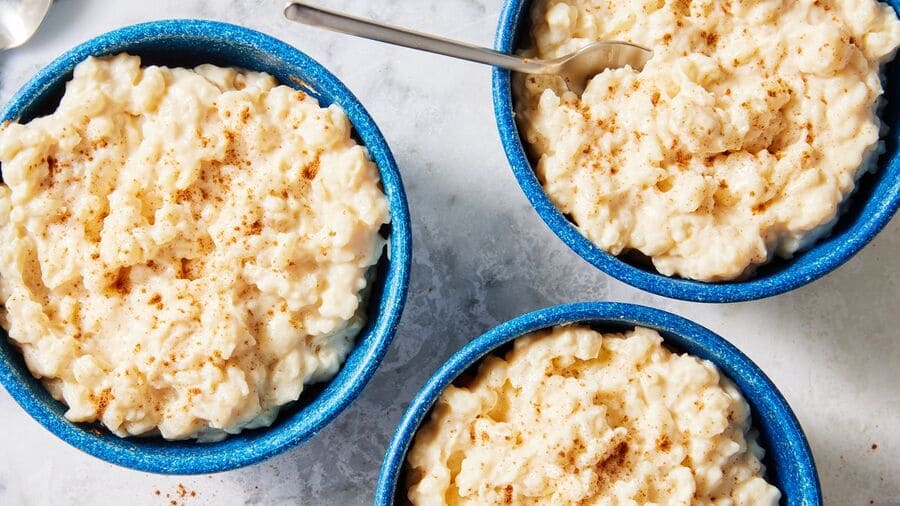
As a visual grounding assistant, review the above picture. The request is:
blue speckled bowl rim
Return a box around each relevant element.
[492,0,900,303]
[0,20,411,474]
[375,302,822,505]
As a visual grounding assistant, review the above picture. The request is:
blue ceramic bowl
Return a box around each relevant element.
[376,302,821,505]
[0,20,411,474]
[492,0,900,303]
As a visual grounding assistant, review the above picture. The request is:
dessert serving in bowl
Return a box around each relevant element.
[494,0,900,302]
[0,20,411,473]
[377,302,821,505]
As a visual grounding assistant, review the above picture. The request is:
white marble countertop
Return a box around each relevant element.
[0,0,897,504]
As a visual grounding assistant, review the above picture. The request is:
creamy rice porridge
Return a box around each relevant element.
[515,0,900,281]
[0,54,390,440]
[406,326,779,505]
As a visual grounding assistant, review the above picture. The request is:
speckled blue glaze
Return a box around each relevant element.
[492,0,900,303]
[375,303,822,505]
[0,20,411,474]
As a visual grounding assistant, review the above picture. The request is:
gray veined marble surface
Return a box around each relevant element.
[0,0,897,504]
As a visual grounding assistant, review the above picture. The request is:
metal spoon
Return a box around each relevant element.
[0,0,52,50]
[283,2,651,95]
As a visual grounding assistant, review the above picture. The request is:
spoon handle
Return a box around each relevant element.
[283,2,544,73]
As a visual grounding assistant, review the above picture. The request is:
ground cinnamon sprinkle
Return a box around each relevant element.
[503,484,513,504]
[303,154,320,180]
[657,434,672,452]
[752,201,771,214]
[47,156,58,176]
[592,439,631,492]
[156,483,198,506]
[90,387,114,416]
[110,267,132,295]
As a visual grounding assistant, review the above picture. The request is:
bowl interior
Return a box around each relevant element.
[493,0,900,302]
[377,303,820,505]
[0,20,410,474]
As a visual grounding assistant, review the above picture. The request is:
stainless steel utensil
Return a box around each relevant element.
[0,0,51,50]
[283,1,651,94]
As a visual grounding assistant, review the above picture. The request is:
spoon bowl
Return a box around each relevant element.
[0,0,51,50]
[547,41,652,94]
